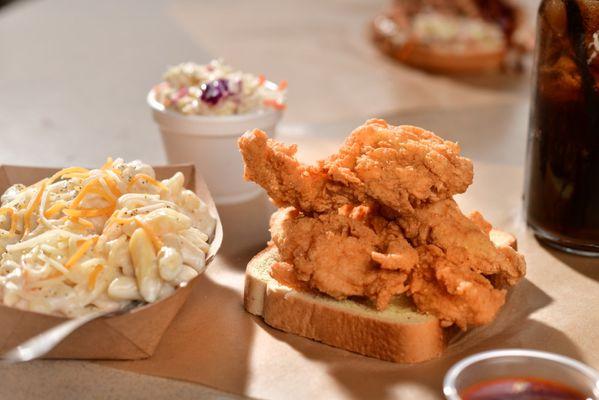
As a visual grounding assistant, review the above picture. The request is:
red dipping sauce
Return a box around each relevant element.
[461,377,588,400]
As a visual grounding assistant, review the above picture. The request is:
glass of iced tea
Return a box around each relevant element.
[524,0,599,256]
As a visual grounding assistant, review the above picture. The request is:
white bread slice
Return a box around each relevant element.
[244,246,444,363]
[490,229,517,250]
[244,230,518,364]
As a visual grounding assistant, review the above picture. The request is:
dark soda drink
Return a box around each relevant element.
[524,0,599,255]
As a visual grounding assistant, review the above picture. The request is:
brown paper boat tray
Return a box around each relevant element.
[0,164,223,360]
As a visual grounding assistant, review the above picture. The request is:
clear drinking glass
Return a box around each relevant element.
[524,0,599,256]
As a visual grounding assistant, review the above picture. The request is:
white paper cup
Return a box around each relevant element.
[147,84,283,204]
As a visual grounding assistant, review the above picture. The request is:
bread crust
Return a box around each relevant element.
[244,246,445,363]
[244,230,518,363]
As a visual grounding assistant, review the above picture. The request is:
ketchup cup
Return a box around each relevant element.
[443,349,599,399]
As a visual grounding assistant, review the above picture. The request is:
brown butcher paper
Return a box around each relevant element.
[0,164,222,360]
[98,163,599,399]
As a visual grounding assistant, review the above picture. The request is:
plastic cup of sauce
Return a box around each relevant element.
[444,349,599,400]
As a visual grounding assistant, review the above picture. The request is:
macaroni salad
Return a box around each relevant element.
[0,159,216,317]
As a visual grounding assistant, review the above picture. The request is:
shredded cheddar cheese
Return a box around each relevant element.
[74,218,95,230]
[63,207,115,218]
[49,167,89,183]
[0,207,17,235]
[65,237,98,269]
[134,217,164,252]
[71,179,99,207]
[44,201,67,218]
[72,179,116,207]
[0,157,215,317]
[87,264,104,290]
[127,174,168,192]
[101,157,114,170]
[102,175,121,197]
[60,172,90,180]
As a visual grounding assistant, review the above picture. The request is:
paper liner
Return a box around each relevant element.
[0,164,223,360]
[101,163,599,400]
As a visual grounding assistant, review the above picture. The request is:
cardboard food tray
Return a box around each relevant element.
[0,164,223,360]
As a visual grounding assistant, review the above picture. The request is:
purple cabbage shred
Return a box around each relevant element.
[200,79,229,105]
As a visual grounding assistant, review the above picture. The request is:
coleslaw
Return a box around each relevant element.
[154,60,287,116]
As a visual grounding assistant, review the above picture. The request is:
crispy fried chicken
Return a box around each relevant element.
[238,119,526,330]
[400,199,526,287]
[238,119,473,214]
[269,201,524,329]
[410,244,508,328]
[270,205,416,310]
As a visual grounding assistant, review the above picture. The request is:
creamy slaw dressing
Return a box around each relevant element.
[154,60,286,116]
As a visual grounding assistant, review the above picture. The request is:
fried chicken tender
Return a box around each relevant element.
[270,201,524,329]
[239,119,526,330]
[400,199,526,287]
[238,119,473,214]
[410,245,508,329]
[325,119,474,213]
[270,206,417,309]
[238,129,367,214]
[401,199,525,328]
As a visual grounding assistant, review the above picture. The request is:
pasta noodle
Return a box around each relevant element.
[0,158,216,317]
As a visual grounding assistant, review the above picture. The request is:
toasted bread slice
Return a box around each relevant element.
[244,230,518,363]
[244,246,444,363]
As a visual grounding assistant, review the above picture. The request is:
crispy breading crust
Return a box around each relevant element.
[238,119,526,330]
[238,119,473,214]
[244,246,445,364]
